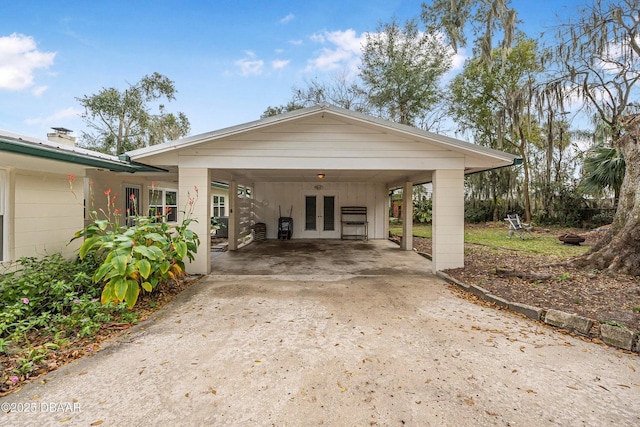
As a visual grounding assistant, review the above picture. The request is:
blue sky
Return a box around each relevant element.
[1,0,581,140]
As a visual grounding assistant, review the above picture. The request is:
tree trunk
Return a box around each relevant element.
[517,131,532,224]
[572,115,640,275]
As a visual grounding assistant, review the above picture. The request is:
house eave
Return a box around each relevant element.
[0,135,166,173]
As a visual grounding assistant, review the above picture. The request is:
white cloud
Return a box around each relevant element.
[280,13,295,24]
[24,107,83,126]
[272,59,290,70]
[31,85,48,96]
[306,29,366,76]
[235,57,264,76]
[289,39,303,46]
[450,47,468,71]
[0,33,56,91]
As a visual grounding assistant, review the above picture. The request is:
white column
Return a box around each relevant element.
[401,181,413,251]
[178,168,211,275]
[432,169,464,272]
[383,185,390,241]
[228,180,238,250]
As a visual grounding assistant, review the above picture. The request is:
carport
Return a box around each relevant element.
[209,239,432,278]
[127,104,518,275]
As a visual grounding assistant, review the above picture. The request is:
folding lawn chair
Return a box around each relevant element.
[505,214,533,239]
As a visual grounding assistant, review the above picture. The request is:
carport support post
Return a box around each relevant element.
[401,181,413,251]
[228,180,238,251]
[432,169,464,272]
[178,167,211,275]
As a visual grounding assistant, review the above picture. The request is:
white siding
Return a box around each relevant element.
[253,181,386,240]
[178,168,211,274]
[174,116,466,171]
[432,169,465,271]
[12,170,84,260]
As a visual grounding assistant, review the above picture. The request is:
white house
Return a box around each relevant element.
[128,104,520,275]
[0,129,166,264]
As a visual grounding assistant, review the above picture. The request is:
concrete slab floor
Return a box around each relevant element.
[1,240,639,426]
[210,239,431,278]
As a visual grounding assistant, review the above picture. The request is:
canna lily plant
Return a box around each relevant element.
[70,180,200,309]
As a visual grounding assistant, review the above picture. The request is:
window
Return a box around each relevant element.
[149,188,177,222]
[212,195,226,217]
[125,185,141,226]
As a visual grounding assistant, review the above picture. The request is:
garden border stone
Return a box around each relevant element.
[544,309,593,336]
[600,324,638,351]
[508,302,545,320]
[436,270,639,354]
[483,293,510,308]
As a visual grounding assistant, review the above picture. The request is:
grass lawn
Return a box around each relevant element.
[389,223,590,259]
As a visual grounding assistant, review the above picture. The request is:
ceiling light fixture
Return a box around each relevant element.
[317,173,325,179]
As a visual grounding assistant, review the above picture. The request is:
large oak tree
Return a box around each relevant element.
[77,72,190,155]
[360,17,451,128]
[562,0,640,275]
[423,0,640,274]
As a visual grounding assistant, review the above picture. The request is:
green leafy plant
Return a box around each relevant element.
[600,320,624,328]
[71,185,200,308]
[413,199,432,224]
[0,338,8,354]
[0,253,105,341]
[211,216,227,230]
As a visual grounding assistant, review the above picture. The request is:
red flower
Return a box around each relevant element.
[129,193,136,200]
[104,189,112,196]
[67,174,76,183]
[194,185,199,194]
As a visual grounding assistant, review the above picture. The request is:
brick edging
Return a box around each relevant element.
[436,271,640,354]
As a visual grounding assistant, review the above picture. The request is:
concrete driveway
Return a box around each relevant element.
[1,240,639,426]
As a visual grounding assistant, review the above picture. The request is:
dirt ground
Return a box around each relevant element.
[2,265,639,426]
[409,230,640,335]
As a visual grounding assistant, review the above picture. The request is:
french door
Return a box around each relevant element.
[301,193,339,238]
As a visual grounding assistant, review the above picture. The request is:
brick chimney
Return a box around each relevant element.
[47,127,76,147]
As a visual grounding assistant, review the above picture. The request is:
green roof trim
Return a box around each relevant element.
[0,138,166,173]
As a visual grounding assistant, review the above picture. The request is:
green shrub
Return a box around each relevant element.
[464,200,517,223]
[71,186,200,309]
[413,199,432,223]
[0,253,122,343]
[590,211,614,227]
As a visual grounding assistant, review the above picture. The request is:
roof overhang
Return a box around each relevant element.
[0,131,167,173]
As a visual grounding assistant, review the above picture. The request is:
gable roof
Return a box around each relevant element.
[0,130,166,173]
[128,103,520,171]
